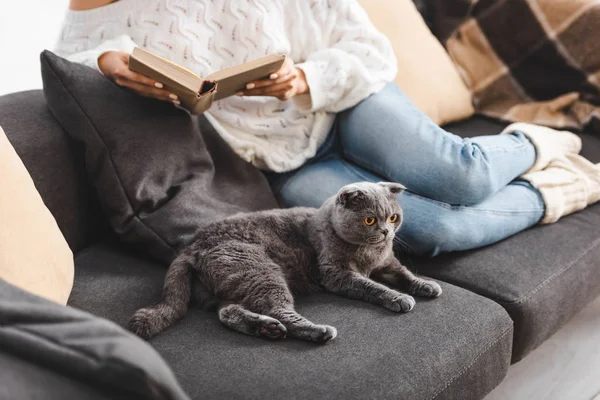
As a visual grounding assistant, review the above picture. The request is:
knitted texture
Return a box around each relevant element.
[522,154,600,224]
[501,122,582,173]
[501,122,598,224]
[55,0,397,172]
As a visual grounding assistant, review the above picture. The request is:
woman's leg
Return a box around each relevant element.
[398,182,544,256]
[274,158,545,257]
[336,82,537,206]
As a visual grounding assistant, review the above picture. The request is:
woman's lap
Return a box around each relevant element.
[270,83,545,256]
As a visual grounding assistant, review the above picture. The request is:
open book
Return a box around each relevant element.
[129,48,286,114]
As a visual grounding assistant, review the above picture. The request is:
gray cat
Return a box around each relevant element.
[129,182,442,343]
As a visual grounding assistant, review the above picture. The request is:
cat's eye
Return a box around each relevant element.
[364,217,376,226]
[389,214,399,223]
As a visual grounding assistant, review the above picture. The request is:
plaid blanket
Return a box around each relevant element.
[444,0,600,132]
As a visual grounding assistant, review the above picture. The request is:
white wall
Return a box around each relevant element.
[0,0,70,96]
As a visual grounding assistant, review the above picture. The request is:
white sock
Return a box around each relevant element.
[572,155,600,205]
[501,122,582,173]
[523,154,600,224]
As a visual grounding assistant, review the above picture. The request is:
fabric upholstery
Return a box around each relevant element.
[0,278,189,400]
[359,0,474,125]
[0,352,112,400]
[0,90,106,252]
[0,126,73,305]
[40,51,278,264]
[69,242,513,400]
[415,116,600,361]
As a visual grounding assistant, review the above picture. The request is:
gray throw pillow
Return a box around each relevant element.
[40,51,278,264]
[0,278,189,400]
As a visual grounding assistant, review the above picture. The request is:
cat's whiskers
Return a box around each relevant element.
[393,235,415,254]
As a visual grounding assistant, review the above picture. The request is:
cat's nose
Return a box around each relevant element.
[381,229,389,236]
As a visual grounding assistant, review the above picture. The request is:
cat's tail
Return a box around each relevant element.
[128,253,194,340]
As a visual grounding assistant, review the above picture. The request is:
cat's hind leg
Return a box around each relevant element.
[269,307,337,344]
[243,274,337,344]
[209,243,337,344]
[218,302,287,340]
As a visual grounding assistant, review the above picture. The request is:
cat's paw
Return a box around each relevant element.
[128,308,158,340]
[311,325,338,344]
[289,324,337,343]
[411,280,443,298]
[256,316,287,340]
[385,294,415,313]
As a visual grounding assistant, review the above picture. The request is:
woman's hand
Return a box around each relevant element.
[98,51,180,104]
[238,58,309,101]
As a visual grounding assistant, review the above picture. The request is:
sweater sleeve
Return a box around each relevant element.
[293,0,397,113]
[54,34,138,73]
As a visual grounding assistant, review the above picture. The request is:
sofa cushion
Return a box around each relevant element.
[40,51,278,264]
[0,126,74,305]
[359,0,474,125]
[0,90,106,252]
[69,242,513,400]
[415,116,600,362]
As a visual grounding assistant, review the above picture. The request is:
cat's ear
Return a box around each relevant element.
[378,182,406,195]
[337,185,367,208]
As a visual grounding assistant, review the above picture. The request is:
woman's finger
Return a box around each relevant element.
[243,59,295,90]
[243,80,296,97]
[273,71,296,84]
[275,58,294,77]
[245,70,295,90]
[244,78,277,90]
[115,78,177,102]
[120,67,165,89]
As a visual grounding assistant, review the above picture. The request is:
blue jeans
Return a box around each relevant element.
[269,83,545,257]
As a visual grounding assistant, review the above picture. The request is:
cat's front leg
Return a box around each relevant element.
[319,265,415,313]
[371,258,442,298]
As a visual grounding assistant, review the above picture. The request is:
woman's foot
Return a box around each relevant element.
[502,123,582,173]
[563,154,600,206]
[583,158,600,205]
[523,154,600,224]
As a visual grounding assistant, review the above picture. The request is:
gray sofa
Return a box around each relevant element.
[2,4,600,399]
[1,89,599,400]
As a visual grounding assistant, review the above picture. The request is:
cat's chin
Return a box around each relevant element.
[366,236,389,245]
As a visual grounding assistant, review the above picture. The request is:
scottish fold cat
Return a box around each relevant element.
[129,182,442,343]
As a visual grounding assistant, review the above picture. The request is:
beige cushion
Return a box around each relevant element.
[359,0,475,125]
[0,126,73,305]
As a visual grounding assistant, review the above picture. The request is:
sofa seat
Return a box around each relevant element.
[415,116,600,362]
[69,241,513,400]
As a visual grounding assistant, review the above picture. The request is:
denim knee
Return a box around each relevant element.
[275,173,320,208]
[448,170,496,206]
[441,143,499,206]
[399,202,476,257]
[274,163,348,208]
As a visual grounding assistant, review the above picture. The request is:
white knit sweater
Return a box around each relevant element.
[55,0,397,172]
